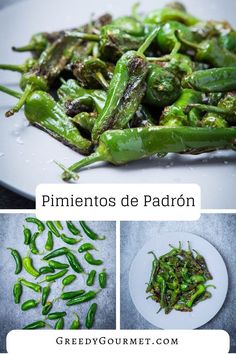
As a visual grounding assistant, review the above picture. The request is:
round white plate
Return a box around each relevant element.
[0,0,236,206]
[129,232,228,329]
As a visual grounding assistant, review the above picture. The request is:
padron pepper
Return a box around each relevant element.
[144,7,199,26]
[60,126,236,181]
[182,67,236,92]
[144,64,181,107]
[176,31,236,67]
[92,29,158,142]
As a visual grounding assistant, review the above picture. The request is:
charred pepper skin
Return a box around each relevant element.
[92,50,148,143]
[144,64,181,107]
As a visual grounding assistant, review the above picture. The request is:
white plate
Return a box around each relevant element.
[129,232,228,329]
[0,0,236,206]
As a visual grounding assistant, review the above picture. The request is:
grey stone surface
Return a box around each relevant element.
[120,215,236,353]
[0,215,116,352]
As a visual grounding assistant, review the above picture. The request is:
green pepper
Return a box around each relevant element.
[12,32,51,55]
[91,50,148,142]
[219,30,236,54]
[156,21,196,54]
[72,112,97,133]
[7,248,22,274]
[55,318,64,329]
[23,255,39,277]
[66,252,84,273]
[21,299,39,311]
[58,79,107,114]
[48,312,67,320]
[41,284,51,306]
[201,113,229,128]
[146,252,159,292]
[45,231,54,251]
[160,89,203,127]
[66,221,81,236]
[43,247,69,260]
[48,260,69,270]
[78,242,98,253]
[70,313,80,329]
[84,252,103,266]
[0,58,37,74]
[186,284,206,308]
[87,270,97,286]
[25,217,45,233]
[176,32,236,67]
[23,226,32,245]
[46,221,61,237]
[86,303,97,329]
[40,269,68,283]
[182,67,236,92]
[19,278,41,293]
[190,275,206,284]
[61,290,86,300]
[66,290,100,306]
[60,126,236,181]
[144,64,181,107]
[79,222,105,241]
[165,2,187,12]
[13,282,23,304]
[111,16,145,36]
[62,274,77,289]
[144,7,199,26]
[39,266,55,275]
[54,221,63,230]
[23,320,48,329]
[42,301,53,316]
[61,234,81,245]
[29,231,41,255]
[99,269,107,289]
[71,57,110,89]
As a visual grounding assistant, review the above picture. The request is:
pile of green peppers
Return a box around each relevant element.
[0,3,236,180]
[8,217,107,329]
[146,242,215,314]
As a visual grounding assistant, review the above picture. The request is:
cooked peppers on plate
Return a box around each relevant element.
[146,242,215,314]
[0,2,235,180]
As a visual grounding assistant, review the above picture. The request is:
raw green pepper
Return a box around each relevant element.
[41,285,51,306]
[7,248,22,274]
[21,299,39,311]
[87,270,97,286]
[85,303,97,329]
[46,221,61,237]
[99,269,107,289]
[66,290,100,306]
[55,318,64,329]
[48,312,67,320]
[23,320,48,329]
[78,242,98,253]
[79,222,105,241]
[40,269,68,283]
[66,221,81,236]
[66,252,84,273]
[19,278,41,293]
[62,274,77,289]
[70,313,80,329]
[48,260,69,270]
[45,231,54,251]
[42,301,53,316]
[22,255,39,277]
[23,226,32,245]
[43,247,69,261]
[61,234,81,245]
[84,252,103,266]
[25,217,45,233]
[39,266,55,275]
[13,282,23,304]
[60,290,85,300]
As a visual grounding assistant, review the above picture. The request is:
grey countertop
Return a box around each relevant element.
[0,216,116,352]
[120,215,236,353]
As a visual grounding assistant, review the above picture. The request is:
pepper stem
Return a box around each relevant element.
[65,31,100,42]
[175,30,200,50]
[12,44,36,52]
[0,63,25,73]
[137,28,159,55]
[95,72,109,90]
[56,149,106,181]
[5,84,34,117]
[186,103,233,116]
[0,85,22,99]
[132,2,141,20]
